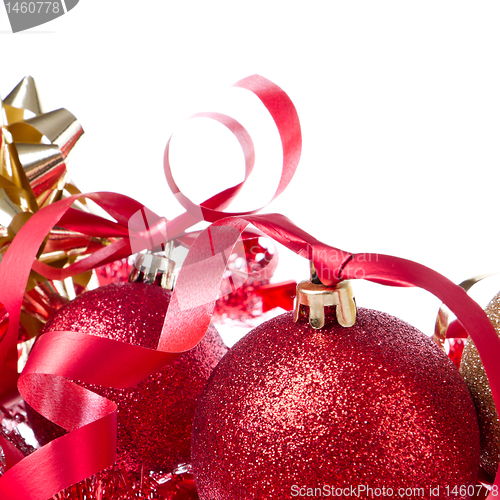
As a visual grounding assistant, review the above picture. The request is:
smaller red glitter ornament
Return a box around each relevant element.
[95,257,134,287]
[156,464,200,500]
[0,400,36,476]
[212,236,296,325]
[448,338,466,368]
[28,250,228,496]
[192,269,480,500]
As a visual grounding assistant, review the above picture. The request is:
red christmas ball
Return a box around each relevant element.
[191,307,480,499]
[30,281,228,474]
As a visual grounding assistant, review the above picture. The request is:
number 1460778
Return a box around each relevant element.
[5,2,61,14]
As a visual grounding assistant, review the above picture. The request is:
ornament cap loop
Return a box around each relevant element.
[293,280,356,329]
[129,245,176,289]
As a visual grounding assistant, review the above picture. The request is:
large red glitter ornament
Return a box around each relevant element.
[29,253,228,476]
[191,279,480,500]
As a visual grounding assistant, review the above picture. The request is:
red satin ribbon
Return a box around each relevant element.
[161,215,500,500]
[0,75,499,500]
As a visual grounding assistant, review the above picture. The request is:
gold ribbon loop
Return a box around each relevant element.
[9,108,83,157]
[3,76,43,119]
[15,143,67,206]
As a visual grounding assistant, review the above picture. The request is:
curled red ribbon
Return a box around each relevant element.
[0,75,499,500]
[0,74,302,402]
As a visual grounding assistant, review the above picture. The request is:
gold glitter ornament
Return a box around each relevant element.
[460,291,500,477]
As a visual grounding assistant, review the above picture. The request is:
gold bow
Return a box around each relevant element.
[0,77,104,346]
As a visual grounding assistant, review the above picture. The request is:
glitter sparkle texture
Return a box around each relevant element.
[192,308,480,500]
[460,291,500,477]
[30,281,228,474]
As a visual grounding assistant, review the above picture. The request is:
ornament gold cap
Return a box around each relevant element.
[129,242,176,290]
[293,263,357,329]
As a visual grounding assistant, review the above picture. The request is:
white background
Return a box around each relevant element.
[2,2,500,343]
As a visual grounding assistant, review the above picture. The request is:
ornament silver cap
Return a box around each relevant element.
[293,263,357,329]
[129,242,176,290]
